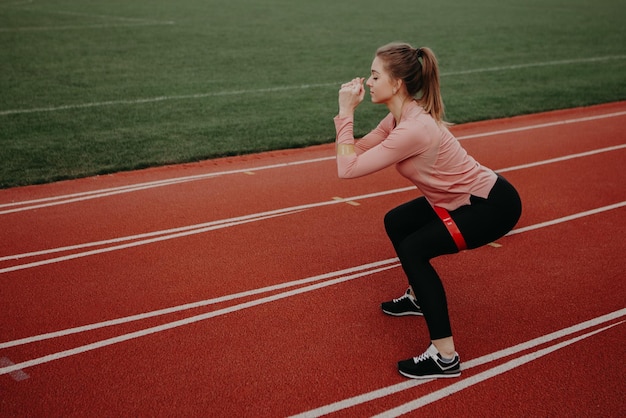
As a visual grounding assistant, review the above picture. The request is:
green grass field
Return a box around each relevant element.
[1,0,625,188]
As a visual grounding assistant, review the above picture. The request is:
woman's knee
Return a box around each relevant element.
[384,205,411,242]
[383,207,399,236]
[384,197,431,236]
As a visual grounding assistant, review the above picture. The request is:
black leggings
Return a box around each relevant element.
[384,174,522,340]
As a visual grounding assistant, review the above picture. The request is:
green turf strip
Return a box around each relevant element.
[1,0,625,187]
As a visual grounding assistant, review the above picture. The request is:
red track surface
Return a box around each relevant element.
[1,102,625,417]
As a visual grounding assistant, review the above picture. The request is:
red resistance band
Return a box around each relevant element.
[433,206,467,251]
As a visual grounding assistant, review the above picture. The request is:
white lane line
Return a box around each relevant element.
[291,309,626,417]
[0,263,401,376]
[461,111,626,140]
[372,321,626,418]
[2,194,623,275]
[0,21,174,32]
[507,201,626,236]
[0,357,30,381]
[0,258,400,349]
[30,9,170,23]
[1,132,624,216]
[0,1,34,6]
[0,208,311,262]
[447,55,626,75]
[0,189,403,264]
[498,144,626,173]
[0,209,305,274]
[0,84,336,116]
[0,4,175,31]
[1,56,624,116]
[0,156,333,214]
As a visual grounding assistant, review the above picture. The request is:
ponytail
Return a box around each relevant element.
[375,43,446,123]
[415,47,445,123]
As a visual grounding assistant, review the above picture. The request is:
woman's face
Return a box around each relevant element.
[366,56,396,104]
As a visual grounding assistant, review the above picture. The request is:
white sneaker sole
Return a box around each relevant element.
[381,309,423,317]
[398,370,461,379]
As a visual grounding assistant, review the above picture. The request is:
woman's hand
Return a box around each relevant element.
[338,77,365,118]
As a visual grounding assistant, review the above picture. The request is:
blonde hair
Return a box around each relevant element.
[375,42,445,122]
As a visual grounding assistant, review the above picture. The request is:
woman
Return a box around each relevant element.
[334,42,522,379]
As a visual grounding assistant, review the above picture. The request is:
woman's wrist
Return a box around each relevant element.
[336,143,355,156]
[337,110,354,119]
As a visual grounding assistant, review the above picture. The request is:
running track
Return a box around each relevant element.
[1,102,625,417]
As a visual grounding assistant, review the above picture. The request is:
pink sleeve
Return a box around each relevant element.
[334,116,430,179]
[353,114,394,154]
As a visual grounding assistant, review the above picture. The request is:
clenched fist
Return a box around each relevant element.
[338,77,365,118]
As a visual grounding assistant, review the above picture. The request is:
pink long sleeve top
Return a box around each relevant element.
[334,100,497,211]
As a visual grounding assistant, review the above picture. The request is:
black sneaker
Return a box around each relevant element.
[381,288,423,316]
[398,344,461,379]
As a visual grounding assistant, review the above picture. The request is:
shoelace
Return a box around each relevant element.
[412,350,432,364]
[393,293,413,303]
[392,293,420,310]
[392,293,412,303]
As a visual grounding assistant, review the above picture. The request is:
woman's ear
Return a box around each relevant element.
[393,78,404,95]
